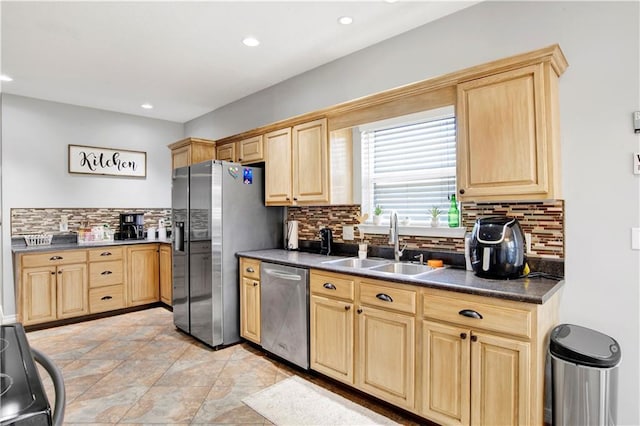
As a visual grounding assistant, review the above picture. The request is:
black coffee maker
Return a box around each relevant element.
[119,213,144,240]
[319,227,332,255]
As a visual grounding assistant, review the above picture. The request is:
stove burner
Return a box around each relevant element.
[0,337,8,354]
[0,372,14,397]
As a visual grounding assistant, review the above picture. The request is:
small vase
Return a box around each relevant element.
[431,218,439,227]
[373,215,381,225]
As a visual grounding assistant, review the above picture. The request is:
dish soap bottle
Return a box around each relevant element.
[448,194,459,228]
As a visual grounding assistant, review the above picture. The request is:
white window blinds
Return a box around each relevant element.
[361,107,456,225]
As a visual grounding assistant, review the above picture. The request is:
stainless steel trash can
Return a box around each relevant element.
[550,324,621,426]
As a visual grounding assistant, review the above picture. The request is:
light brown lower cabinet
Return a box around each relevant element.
[309,269,559,426]
[19,249,89,326]
[239,258,261,344]
[56,263,89,319]
[17,244,167,326]
[127,244,160,306]
[159,244,173,305]
[22,263,89,324]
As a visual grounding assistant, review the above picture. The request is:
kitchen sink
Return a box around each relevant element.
[322,257,389,269]
[368,262,435,276]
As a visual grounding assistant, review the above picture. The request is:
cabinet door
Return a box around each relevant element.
[216,143,236,162]
[292,118,329,204]
[240,277,261,344]
[21,266,57,325]
[128,245,159,306]
[172,145,191,169]
[457,64,552,200]
[57,263,89,319]
[159,245,172,305]
[310,295,354,385]
[356,305,415,409]
[470,331,531,426]
[265,127,293,205]
[421,321,471,426]
[239,135,264,163]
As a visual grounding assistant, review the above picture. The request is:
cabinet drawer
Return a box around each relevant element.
[89,260,124,288]
[241,258,261,280]
[310,271,355,301]
[423,291,533,339]
[89,285,125,313]
[22,250,87,268]
[359,280,416,314]
[88,247,123,261]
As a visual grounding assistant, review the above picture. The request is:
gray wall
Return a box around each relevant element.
[1,94,184,317]
[186,2,640,423]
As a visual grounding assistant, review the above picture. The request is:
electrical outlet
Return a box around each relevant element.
[525,233,532,254]
[343,225,354,241]
[59,215,68,232]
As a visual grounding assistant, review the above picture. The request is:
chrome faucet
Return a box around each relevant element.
[389,211,407,262]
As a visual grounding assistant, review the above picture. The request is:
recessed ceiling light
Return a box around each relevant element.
[384,0,399,3]
[242,37,260,47]
[141,103,153,109]
[338,16,353,25]
[0,75,13,82]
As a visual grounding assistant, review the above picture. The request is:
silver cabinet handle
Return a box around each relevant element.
[246,267,255,273]
[101,271,113,275]
[323,283,337,290]
[376,293,393,303]
[50,256,63,261]
[100,252,112,256]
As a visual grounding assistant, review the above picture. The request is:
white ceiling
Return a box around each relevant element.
[1,1,477,123]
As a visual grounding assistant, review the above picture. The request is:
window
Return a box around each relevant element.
[360,106,456,225]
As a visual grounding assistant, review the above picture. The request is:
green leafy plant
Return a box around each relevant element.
[428,206,442,219]
[374,204,383,216]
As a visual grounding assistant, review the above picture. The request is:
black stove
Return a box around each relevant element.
[0,324,52,425]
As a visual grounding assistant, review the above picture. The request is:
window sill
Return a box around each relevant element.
[357,224,467,238]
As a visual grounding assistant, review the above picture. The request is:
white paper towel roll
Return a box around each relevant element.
[287,220,299,250]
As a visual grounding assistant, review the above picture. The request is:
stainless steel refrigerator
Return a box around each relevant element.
[172,160,283,347]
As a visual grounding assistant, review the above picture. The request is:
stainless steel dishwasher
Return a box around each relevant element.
[260,262,309,369]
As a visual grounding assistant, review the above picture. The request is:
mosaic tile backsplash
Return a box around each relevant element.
[11,208,172,236]
[288,200,564,259]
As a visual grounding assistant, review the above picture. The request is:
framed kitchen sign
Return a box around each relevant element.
[68,144,147,178]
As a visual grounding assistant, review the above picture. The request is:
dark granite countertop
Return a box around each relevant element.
[12,237,172,254]
[236,249,563,305]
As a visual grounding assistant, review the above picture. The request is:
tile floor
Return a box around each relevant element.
[27,307,422,425]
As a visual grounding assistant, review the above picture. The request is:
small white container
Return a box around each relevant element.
[147,227,156,240]
[358,250,367,260]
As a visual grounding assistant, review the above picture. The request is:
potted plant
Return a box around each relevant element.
[373,205,383,225]
[429,206,442,227]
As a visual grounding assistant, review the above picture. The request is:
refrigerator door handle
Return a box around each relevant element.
[174,222,185,252]
[263,268,303,281]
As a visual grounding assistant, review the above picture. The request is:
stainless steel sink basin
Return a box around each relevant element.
[368,262,435,276]
[322,257,389,269]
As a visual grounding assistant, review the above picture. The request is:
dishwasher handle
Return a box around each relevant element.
[263,268,303,281]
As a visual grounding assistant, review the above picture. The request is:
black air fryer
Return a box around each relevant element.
[469,216,526,279]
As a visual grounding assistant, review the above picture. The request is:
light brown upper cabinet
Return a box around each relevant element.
[216,136,264,164]
[238,135,264,163]
[456,58,565,201]
[168,137,216,169]
[265,118,335,206]
[216,143,236,162]
[265,127,293,205]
